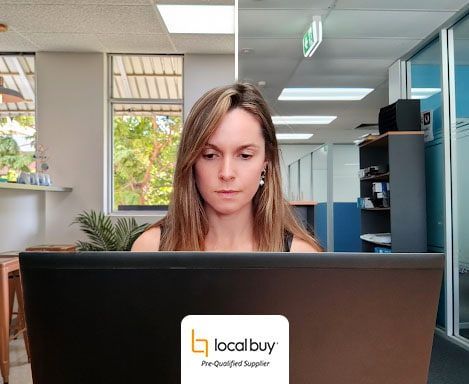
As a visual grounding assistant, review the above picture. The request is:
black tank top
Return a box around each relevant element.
[283,231,293,252]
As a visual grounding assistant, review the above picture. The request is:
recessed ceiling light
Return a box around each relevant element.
[272,115,336,125]
[410,88,441,100]
[156,5,234,34]
[278,88,374,101]
[276,133,313,140]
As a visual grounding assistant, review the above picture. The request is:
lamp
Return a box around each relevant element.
[0,76,24,104]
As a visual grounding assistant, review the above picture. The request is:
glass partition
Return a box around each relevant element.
[450,15,469,341]
[288,161,299,201]
[408,38,445,253]
[299,154,312,200]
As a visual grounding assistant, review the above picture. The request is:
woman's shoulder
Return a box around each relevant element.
[290,236,322,253]
[131,226,161,252]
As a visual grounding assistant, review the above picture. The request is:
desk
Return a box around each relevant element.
[0,256,29,384]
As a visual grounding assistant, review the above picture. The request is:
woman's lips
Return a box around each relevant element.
[216,190,239,198]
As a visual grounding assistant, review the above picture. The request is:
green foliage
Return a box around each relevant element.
[113,114,181,209]
[0,135,34,176]
[13,116,35,127]
[72,210,149,251]
[0,116,36,179]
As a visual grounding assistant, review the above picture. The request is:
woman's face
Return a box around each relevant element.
[194,107,267,216]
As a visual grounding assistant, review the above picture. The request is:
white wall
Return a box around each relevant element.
[389,60,406,104]
[279,144,319,198]
[183,54,235,119]
[0,192,46,251]
[332,144,360,203]
[0,53,235,251]
[38,52,106,244]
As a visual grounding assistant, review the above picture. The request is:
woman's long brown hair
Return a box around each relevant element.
[150,83,321,251]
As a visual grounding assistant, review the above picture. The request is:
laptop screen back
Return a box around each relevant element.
[19,252,443,384]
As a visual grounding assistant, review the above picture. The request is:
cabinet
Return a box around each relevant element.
[359,132,427,252]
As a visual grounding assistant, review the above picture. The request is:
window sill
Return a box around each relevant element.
[107,211,167,218]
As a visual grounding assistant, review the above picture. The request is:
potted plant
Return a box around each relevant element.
[72,210,149,251]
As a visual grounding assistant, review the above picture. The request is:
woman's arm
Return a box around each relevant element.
[131,226,161,252]
[290,236,322,253]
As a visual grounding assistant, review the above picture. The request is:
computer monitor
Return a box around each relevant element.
[20,252,443,384]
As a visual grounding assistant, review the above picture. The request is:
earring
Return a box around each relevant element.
[259,168,266,186]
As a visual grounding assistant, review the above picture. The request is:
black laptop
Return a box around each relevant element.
[19,252,443,384]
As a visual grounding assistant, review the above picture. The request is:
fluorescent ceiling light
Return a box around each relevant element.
[156,5,234,34]
[303,16,322,58]
[410,88,441,100]
[272,115,336,125]
[276,133,313,140]
[278,88,374,101]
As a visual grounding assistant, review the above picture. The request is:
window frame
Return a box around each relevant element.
[106,53,184,216]
[0,53,37,179]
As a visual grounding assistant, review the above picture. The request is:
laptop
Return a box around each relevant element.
[19,252,443,384]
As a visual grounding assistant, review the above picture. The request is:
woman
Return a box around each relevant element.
[132,83,321,252]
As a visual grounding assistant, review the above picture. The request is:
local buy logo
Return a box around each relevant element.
[191,329,278,358]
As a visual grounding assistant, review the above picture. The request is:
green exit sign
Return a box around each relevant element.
[302,17,322,57]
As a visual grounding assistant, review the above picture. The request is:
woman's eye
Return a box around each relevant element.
[240,153,253,159]
[203,153,217,160]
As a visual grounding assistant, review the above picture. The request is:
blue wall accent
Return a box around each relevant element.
[314,203,327,250]
[334,203,361,252]
[313,202,361,252]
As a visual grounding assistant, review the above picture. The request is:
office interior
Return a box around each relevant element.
[0,0,469,382]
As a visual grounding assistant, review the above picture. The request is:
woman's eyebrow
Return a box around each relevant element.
[204,143,260,150]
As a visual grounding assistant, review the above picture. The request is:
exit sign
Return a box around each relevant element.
[302,17,322,57]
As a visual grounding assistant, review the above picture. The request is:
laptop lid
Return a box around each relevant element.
[19,252,443,384]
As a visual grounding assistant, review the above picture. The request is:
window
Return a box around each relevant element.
[0,54,36,181]
[109,54,183,212]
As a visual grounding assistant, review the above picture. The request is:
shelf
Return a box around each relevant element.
[360,173,390,181]
[0,183,72,192]
[359,131,424,149]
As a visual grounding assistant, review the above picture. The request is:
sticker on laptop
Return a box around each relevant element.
[181,315,289,384]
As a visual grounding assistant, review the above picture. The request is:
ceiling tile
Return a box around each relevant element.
[239,9,327,37]
[335,0,468,11]
[97,33,176,53]
[171,35,234,54]
[152,0,233,4]
[239,38,304,58]
[0,31,39,51]
[316,38,421,59]
[240,0,334,9]
[324,10,456,39]
[25,33,106,52]
[293,58,394,77]
[0,0,150,3]
[0,4,165,34]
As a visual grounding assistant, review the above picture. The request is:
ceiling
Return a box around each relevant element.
[0,0,234,54]
[239,0,469,143]
[1,0,469,144]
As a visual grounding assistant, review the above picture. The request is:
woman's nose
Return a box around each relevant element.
[219,157,235,181]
